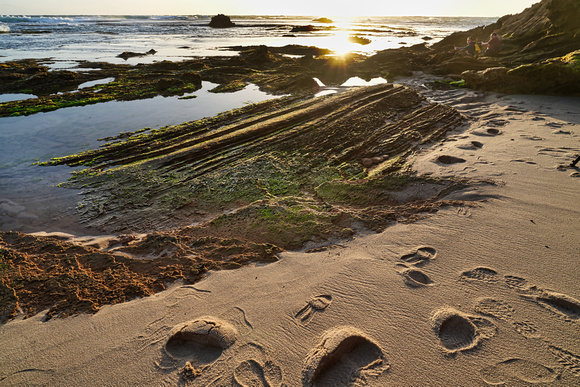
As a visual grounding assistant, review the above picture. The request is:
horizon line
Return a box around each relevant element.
[1,13,502,18]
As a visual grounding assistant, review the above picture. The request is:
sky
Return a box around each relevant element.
[0,0,540,17]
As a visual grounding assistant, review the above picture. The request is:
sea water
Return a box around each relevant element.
[0,15,497,65]
[0,14,498,232]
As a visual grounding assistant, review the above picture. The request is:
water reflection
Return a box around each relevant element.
[314,76,388,97]
[0,82,282,233]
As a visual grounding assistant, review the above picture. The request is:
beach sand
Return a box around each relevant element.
[1,90,579,386]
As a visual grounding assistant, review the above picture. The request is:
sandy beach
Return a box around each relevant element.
[1,0,580,385]
[1,88,578,386]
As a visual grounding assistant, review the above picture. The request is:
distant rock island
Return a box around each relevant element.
[209,14,235,28]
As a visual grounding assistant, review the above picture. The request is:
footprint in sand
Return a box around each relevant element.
[473,128,501,136]
[164,316,238,365]
[479,358,559,385]
[474,297,514,321]
[504,274,580,321]
[295,295,333,325]
[456,140,484,150]
[522,289,580,321]
[234,359,283,387]
[504,275,529,290]
[400,246,437,267]
[520,134,544,141]
[396,264,434,287]
[474,297,540,338]
[511,320,540,338]
[436,155,466,165]
[460,267,500,283]
[549,345,580,377]
[431,307,496,353]
[302,326,389,386]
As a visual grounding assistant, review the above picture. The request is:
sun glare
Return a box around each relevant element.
[327,19,359,57]
[330,30,353,57]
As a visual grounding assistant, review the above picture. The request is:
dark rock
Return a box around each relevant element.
[181,71,202,86]
[373,0,580,95]
[290,25,317,33]
[462,50,580,95]
[227,44,332,57]
[156,78,184,91]
[313,17,333,23]
[149,61,180,71]
[209,14,235,28]
[362,158,374,168]
[117,49,156,60]
[348,36,372,45]
[239,46,280,68]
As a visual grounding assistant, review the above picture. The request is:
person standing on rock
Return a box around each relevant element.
[481,33,502,56]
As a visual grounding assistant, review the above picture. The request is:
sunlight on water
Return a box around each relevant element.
[314,76,388,97]
[0,94,36,103]
[341,77,388,86]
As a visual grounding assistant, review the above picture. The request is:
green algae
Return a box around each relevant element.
[41,84,466,241]
[315,174,422,206]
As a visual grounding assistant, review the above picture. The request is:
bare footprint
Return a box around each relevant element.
[295,295,332,325]
[164,316,238,364]
[400,246,437,266]
[479,358,559,385]
[234,359,283,387]
[460,267,499,283]
[431,308,496,353]
[302,326,389,386]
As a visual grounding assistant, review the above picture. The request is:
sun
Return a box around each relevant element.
[328,19,358,57]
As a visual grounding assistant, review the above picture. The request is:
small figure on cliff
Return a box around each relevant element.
[454,36,480,56]
[481,33,502,56]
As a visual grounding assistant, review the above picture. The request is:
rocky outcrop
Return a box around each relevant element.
[45,84,464,233]
[363,0,580,95]
[209,14,235,28]
[117,49,156,60]
[462,50,580,94]
[432,0,580,63]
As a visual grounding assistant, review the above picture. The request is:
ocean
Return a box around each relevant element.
[0,15,497,65]
[0,14,498,233]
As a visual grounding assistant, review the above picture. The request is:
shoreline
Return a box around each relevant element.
[1,1,580,384]
[1,90,578,385]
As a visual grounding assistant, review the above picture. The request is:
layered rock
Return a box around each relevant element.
[361,0,580,95]
[433,0,580,94]
[45,84,465,233]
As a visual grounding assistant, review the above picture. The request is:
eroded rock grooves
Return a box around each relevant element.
[46,84,465,233]
[0,84,469,321]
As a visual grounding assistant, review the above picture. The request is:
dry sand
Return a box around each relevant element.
[1,90,579,386]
